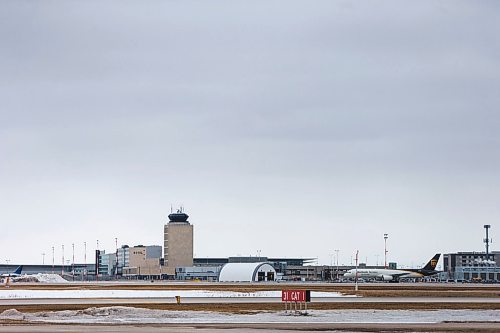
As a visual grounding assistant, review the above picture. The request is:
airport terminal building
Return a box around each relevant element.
[443,251,500,282]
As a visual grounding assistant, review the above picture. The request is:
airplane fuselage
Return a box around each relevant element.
[344,268,427,280]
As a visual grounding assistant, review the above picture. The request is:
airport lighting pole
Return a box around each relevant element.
[354,250,359,292]
[335,249,339,280]
[61,245,65,275]
[115,237,118,279]
[384,234,389,268]
[84,241,87,281]
[72,243,75,281]
[41,252,45,265]
[484,225,492,282]
[52,246,54,274]
[96,240,99,282]
[329,254,334,281]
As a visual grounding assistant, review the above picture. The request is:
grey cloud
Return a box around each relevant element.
[0,0,499,266]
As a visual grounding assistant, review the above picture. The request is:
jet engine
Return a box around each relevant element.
[381,275,393,281]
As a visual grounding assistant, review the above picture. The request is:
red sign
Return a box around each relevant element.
[282,290,306,302]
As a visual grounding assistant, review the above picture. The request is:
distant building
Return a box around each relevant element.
[0,264,94,278]
[218,262,277,282]
[176,266,221,281]
[123,245,162,277]
[116,245,130,274]
[164,209,193,274]
[443,251,499,281]
[98,251,116,276]
[192,257,314,275]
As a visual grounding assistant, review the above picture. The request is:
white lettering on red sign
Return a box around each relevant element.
[282,290,306,302]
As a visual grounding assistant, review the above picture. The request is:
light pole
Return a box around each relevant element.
[384,233,389,268]
[354,250,359,292]
[72,243,75,281]
[96,240,99,282]
[61,245,65,275]
[484,225,492,282]
[115,237,118,279]
[84,241,87,281]
[52,246,55,274]
[335,249,339,281]
[329,254,334,281]
[484,225,491,260]
[41,252,45,265]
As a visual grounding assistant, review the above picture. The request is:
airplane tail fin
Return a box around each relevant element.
[422,254,440,271]
[13,266,23,275]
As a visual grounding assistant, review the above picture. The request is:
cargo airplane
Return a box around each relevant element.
[344,254,440,282]
[0,266,23,278]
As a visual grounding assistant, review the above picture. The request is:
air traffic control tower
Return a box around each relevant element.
[164,209,194,272]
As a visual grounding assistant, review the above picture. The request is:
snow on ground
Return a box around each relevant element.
[0,307,498,324]
[10,274,68,283]
[30,274,68,283]
[0,290,349,299]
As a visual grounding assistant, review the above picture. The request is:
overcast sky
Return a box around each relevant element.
[1,1,499,268]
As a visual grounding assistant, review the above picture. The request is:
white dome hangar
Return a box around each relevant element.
[218,262,276,282]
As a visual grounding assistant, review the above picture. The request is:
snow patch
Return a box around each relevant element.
[0,289,349,299]
[0,309,25,321]
[32,274,68,283]
[11,274,68,283]
[2,307,499,324]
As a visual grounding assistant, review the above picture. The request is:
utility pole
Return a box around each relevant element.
[384,233,389,268]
